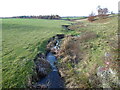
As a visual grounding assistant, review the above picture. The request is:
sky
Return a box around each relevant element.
[1,0,119,17]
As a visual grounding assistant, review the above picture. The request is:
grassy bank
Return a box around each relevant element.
[58,15,119,88]
[2,18,75,88]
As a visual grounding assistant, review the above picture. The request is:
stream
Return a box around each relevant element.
[37,52,64,88]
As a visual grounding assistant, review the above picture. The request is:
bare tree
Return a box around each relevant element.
[97,6,109,19]
[88,11,96,22]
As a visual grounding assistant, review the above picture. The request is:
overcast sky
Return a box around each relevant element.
[1,0,119,17]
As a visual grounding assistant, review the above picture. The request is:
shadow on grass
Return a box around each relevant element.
[37,39,49,53]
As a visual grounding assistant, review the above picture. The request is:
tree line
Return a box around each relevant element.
[12,15,61,19]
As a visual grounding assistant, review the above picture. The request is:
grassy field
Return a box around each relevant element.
[2,15,119,88]
[2,18,76,88]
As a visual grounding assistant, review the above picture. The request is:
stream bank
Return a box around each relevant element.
[29,31,120,88]
[29,34,65,89]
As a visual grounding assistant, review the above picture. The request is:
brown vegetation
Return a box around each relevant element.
[57,32,98,88]
[88,16,96,22]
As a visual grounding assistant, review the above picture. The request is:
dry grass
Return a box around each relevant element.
[78,31,97,42]
[57,31,98,88]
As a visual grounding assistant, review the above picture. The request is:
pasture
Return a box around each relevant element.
[2,18,73,88]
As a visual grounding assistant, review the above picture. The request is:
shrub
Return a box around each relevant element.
[88,16,96,22]
[97,6,109,19]
[88,12,96,22]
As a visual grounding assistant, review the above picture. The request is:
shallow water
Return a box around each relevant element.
[38,52,64,88]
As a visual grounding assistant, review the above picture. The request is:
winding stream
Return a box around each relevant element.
[38,52,64,88]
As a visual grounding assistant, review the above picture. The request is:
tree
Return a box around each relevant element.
[97,6,109,19]
[88,11,96,22]
[103,8,108,15]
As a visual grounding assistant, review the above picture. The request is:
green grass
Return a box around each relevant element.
[76,16,118,87]
[76,16,118,74]
[2,18,74,88]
